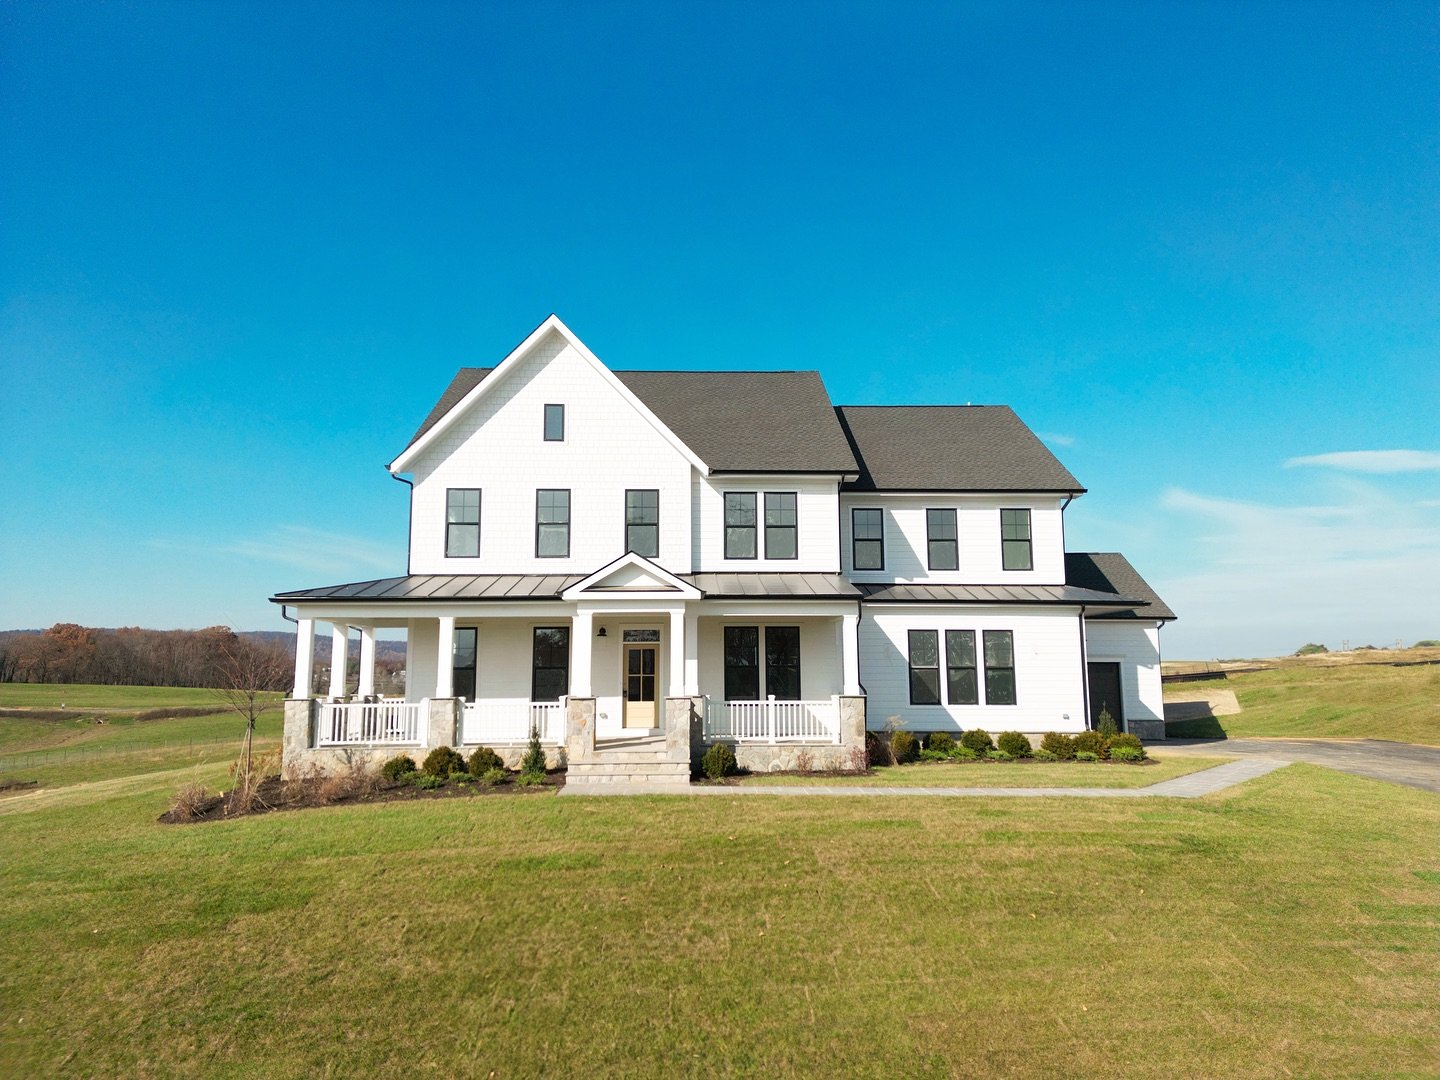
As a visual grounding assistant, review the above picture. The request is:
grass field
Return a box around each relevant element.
[1,761,1436,1078]
[0,682,283,710]
[1165,663,1440,745]
[737,756,1225,788]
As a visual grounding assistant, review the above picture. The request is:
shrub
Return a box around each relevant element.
[1095,708,1119,739]
[1294,642,1329,655]
[1075,750,1099,762]
[381,754,418,782]
[926,731,957,755]
[1040,732,1076,760]
[1111,745,1145,762]
[1033,747,1058,762]
[996,731,1032,758]
[467,746,505,776]
[1072,730,1107,759]
[702,742,737,780]
[422,746,467,778]
[169,781,212,820]
[410,772,446,790]
[960,728,995,755]
[986,749,1013,761]
[865,731,893,767]
[515,771,546,787]
[480,766,508,786]
[890,730,919,764]
[1108,732,1145,758]
[918,748,950,762]
[520,724,547,779]
[952,745,979,762]
[1413,640,1440,648]
[451,771,475,786]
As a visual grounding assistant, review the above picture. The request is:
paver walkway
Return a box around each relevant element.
[567,758,1288,797]
[1159,738,1440,794]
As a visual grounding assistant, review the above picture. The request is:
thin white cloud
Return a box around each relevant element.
[1283,450,1440,474]
[1039,432,1075,447]
[156,526,400,578]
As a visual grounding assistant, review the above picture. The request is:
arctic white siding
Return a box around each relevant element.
[1083,620,1164,729]
[693,474,842,573]
[840,494,1066,585]
[860,605,1086,734]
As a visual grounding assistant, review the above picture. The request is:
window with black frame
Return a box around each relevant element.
[764,492,798,559]
[851,508,884,570]
[724,493,757,559]
[1000,509,1032,571]
[531,627,570,701]
[543,403,565,441]
[927,508,958,570]
[535,489,570,557]
[764,626,801,700]
[908,629,941,705]
[945,629,977,705]
[445,489,480,558]
[452,627,477,702]
[625,489,659,557]
[723,625,759,700]
[983,630,1016,704]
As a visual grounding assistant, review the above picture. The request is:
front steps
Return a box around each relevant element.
[560,735,693,794]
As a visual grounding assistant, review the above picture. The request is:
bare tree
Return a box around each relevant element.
[211,632,292,807]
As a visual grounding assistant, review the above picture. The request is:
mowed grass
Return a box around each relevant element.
[1,765,1437,1078]
[738,755,1227,788]
[0,682,279,710]
[1166,663,1440,745]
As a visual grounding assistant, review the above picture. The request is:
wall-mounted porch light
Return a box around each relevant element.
[597,626,607,638]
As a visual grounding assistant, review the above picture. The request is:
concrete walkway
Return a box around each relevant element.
[1159,738,1440,794]
[568,758,1288,798]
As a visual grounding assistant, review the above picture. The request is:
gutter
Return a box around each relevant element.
[1078,603,1091,730]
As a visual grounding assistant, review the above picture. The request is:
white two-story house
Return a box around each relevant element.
[273,315,1174,786]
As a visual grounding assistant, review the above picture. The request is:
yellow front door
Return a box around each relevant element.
[623,644,657,728]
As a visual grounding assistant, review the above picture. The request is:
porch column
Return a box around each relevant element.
[841,610,861,697]
[293,617,315,698]
[683,607,700,695]
[570,610,593,697]
[668,608,685,697]
[357,626,377,698]
[435,616,455,697]
[328,624,349,699]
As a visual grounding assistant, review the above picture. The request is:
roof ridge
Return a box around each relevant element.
[836,403,1007,410]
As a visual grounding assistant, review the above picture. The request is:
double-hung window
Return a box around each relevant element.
[983,630,1016,704]
[625,489,659,558]
[543,404,565,441]
[452,627,477,702]
[945,630,977,704]
[764,493,798,559]
[445,489,481,558]
[724,492,757,559]
[531,626,570,702]
[851,508,884,570]
[927,508,958,571]
[907,630,941,705]
[1001,509,1032,571]
[536,489,570,558]
[723,626,759,700]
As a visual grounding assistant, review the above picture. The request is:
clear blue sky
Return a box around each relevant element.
[2,1,1437,658]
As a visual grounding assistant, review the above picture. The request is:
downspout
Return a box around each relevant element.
[1078,604,1091,730]
[390,470,415,575]
[280,604,297,626]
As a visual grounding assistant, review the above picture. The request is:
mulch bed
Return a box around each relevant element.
[159,771,566,825]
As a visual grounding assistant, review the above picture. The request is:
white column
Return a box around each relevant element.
[293,618,315,698]
[329,624,349,699]
[683,607,700,696]
[436,616,455,698]
[841,610,861,696]
[570,610,593,697]
[358,626,376,698]
[668,607,685,697]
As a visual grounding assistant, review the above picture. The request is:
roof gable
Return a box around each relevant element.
[1065,552,1176,620]
[561,553,702,601]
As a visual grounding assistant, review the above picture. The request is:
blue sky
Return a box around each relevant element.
[2,1,1436,658]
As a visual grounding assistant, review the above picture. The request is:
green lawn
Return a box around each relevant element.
[1165,664,1440,745]
[736,755,1226,788]
[1,763,1436,1077]
[0,682,281,710]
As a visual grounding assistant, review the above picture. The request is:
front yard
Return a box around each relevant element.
[733,754,1226,787]
[1,759,1436,1077]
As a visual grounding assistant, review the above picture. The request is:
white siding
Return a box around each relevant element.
[839,494,1066,585]
[693,474,842,572]
[408,330,694,574]
[1084,621,1165,729]
[696,617,843,702]
[860,605,1086,734]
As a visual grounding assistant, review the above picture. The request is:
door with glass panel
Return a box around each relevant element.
[622,644,658,728]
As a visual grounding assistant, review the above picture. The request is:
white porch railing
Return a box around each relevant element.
[317,700,425,746]
[461,700,565,745]
[704,696,841,744]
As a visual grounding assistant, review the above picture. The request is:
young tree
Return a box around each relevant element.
[210,632,291,807]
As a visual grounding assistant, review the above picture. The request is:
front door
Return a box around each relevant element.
[623,644,658,728]
[1087,662,1125,731]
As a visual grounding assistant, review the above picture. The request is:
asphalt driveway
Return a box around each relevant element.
[1161,738,1440,794]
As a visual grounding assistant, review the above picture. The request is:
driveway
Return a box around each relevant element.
[1161,738,1440,794]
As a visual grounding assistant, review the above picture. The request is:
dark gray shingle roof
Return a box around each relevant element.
[835,405,1084,493]
[1064,552,1176,621]
[407,368,493,448]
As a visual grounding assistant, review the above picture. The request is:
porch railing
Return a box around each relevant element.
[461,700,565,745]
[704,696,841,744]
[317,700,425,746]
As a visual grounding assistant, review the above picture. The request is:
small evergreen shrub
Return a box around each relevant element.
[890,730,919,764]
[1075,750,1099,762]
[1110,745,1145,762]
[1108,732,1145,758]
[480,766,508,786]
[865,731,893,767]
[960,728,995,755]
[411,772,446,790]
[381,754,418,782]
[702,742,737,780]
[996,731,1032,758]
[467,746,505,776]
[422,746,467,778]
[1033,747,1058,762]
[520,724,547,778]
[515,772,546,787]
[926,731,957,755]
[451,771,475,785]
[1096,708,1119,738]
[952,745,979,762]
[986,749,1013,761]
[918,748,951,762]
[1072,730,1107,759]
[1041,732,1076,760]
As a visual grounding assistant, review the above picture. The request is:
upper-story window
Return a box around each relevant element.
[536,489,571,558]
[543,403,565,442]
[1001,508,1032,570]
[927,508,958,570]
[625,489,659,558]
[724,492,757,559]
[764,492,798,559]
[851,508,884,570]
[445,489,481,558]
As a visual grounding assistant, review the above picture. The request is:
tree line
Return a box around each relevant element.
[0,624,294,689]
